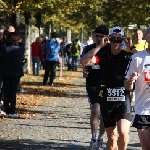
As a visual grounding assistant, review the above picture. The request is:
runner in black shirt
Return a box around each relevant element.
[80,26,132,150]
[81,25,110,150]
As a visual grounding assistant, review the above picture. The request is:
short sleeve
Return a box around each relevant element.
[125,56,137,79]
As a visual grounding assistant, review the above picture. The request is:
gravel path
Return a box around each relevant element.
[0,73,141,150]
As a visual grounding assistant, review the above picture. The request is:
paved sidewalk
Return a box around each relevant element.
[0,73,141,150]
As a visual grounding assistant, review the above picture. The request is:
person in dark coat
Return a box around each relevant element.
[0,32,24,118]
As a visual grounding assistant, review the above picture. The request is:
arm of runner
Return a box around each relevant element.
[124,72,140,90]
[80,36,108,66]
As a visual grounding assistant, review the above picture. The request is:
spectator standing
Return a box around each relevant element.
[71,38,81,71]
[0,32,24,118]
[31,37,41,76]
[0,28,4,116]
[65,37,71,45]
[43,32,60,86]
[65,43,72,71]
[85,36,93,46]
[65,38,72,70]
[125,29,148,53]
[40,38,46,69]
[60,37,67,68]
[18,37,27,93]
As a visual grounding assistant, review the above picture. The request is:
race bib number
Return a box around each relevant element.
[107,87,125,101]
[92,64,100,69]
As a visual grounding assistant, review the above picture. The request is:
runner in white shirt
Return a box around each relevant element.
[124,27,150,150]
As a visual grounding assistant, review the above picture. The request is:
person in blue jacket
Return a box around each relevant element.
[43,32,60,86]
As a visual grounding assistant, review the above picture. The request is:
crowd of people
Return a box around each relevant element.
[0,22,150,149]
[80,25,150,150]
[31,32,85,86]
[0,25,89,118]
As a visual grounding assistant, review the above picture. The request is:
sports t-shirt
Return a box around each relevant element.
[126,40,148,52]
[125,50,150,115]
[95,50,132,103]
[85,43,110,87]
[96,50,132,87]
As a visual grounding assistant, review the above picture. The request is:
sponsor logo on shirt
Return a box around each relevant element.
[92,64,100,69]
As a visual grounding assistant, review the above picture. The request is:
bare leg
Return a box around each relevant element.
[90,103,100,138]
[117,119,131,150]
[137,127,150,150]
[105,126,118,150]
[99,112,105,136]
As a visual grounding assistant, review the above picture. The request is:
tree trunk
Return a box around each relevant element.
[67,28,71,40]
[25,24,31,74]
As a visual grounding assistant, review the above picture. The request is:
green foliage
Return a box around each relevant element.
[2,0,150,34]
[101,0,150,27]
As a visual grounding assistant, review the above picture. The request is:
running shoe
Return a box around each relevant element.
[97,138,104,150]
[88,139,97,150]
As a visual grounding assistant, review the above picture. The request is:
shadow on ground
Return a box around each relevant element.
[0,139,87,150]
[127,143,141,149]
[24,81,85,88]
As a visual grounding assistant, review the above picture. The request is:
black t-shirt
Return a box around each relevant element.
[65,43,71,56]
[85,43,111,87]
[98,50,132,88]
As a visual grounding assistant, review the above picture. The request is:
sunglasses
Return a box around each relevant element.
[109,37,123,43]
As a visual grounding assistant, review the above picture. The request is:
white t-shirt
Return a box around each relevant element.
[125,50,150,115]
[86,40,93,45]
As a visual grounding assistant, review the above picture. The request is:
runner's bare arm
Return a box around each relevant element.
[80,36,108,66]
[80,46,101,66]
[124,79,134,90]
[124,72,140,90]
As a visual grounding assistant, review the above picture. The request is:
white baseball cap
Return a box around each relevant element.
[109,26,124,36]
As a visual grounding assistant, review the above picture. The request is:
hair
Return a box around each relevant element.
[74,38,79,42]
[134,29,143,33]
[51,32,57,38]
[94,25,109,35]
[41,38,46,43]
[6,32,20,46]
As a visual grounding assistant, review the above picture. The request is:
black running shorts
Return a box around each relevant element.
[86,87,100,106]
[100,92,132,128]
[132,114,150,129]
